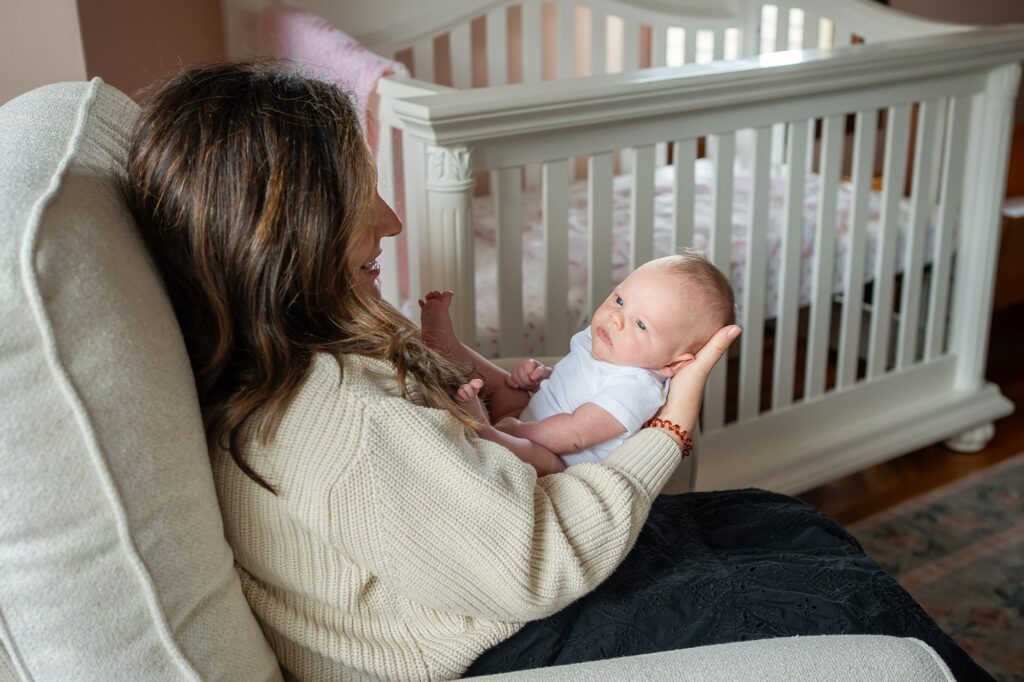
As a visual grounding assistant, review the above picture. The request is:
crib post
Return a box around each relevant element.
[945,63,1020,452]
[423,143,477,346]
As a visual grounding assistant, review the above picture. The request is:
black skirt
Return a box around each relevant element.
[465,489,990,681]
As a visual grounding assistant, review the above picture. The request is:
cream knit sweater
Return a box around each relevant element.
[212,353,682,681]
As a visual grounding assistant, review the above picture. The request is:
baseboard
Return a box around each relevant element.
[695,357,1015,495]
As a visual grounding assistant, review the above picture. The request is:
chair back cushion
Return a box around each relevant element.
[0,79,281,681]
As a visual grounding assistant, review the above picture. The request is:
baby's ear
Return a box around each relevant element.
[662,353,696,377]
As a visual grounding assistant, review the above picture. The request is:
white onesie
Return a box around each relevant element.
[519,328,669,466]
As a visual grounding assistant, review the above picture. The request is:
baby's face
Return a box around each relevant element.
[589,266,703,374]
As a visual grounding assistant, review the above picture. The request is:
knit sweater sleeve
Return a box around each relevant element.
[329,393,681,622]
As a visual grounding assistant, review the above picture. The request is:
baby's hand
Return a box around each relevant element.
[505,359,552,392]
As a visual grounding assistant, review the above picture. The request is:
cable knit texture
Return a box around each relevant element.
[211,353,682,681]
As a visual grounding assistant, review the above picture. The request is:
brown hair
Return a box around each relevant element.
[643,250,737,352]
[125,60,475,492]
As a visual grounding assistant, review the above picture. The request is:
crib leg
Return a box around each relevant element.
[943,422,996,453]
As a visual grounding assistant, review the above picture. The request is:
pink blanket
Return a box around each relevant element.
[257,3,410,151]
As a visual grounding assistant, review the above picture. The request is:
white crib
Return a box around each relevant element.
[223,0,1022,495]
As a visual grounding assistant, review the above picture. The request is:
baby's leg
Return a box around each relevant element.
[455,378,490,423]
[420,291,531,422]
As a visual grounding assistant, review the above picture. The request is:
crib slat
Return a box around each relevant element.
[449,23,472,89]
[773,119,808,410]
[588,152,614,316]
[704,133,735,432]
[590,8,607,75]
[673,138,697,251]
[652,25,668,66]
[805,114,843,399]
[928,99,949,205]
[413,39,434,83]
[683,28,696,64]
[775,5,789,51]
[837,109,879,389]
[926,96,969,360]
[623,18,639,72]
[556,2,575,78]
[770,123,786,166]
[896,101,939,369]
[867,104,911,379]
[868,104,909,376]
[493,167,524,356]
[801,12,818,50]
[630,145,656,269]
[543,159,571,355]
[739,126,772,422]
[487,6,507,86]
[818,17,835,49]
[713,30,725,61]
[523,0,543,82]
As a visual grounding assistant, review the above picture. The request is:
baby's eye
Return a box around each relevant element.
[615,295,623,306]
[636,320,647,331]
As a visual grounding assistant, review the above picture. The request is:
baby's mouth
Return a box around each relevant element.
[596,327,612,346]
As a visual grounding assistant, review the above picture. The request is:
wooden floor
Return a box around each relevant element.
[798,301,1024,525]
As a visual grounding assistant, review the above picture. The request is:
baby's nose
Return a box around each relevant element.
[611,310,624,330]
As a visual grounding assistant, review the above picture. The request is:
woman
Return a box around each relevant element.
[125,61,988,681]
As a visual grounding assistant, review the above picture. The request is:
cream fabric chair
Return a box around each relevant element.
[0,79,954,682]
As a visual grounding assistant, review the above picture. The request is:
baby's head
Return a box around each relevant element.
[589,251,736,375]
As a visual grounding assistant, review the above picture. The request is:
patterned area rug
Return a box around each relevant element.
[848,453,1024,681]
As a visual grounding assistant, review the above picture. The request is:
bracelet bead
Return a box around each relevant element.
[642,417,693,457]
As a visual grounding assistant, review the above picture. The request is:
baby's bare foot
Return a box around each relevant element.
[456,378,489,423]
[419,290,459,358]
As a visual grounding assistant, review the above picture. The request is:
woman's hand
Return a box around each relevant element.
[654,325,741,440]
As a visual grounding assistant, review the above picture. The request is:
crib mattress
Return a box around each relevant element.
[430,160,938,358]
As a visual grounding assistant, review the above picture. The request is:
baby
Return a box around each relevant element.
[419,251,736,476]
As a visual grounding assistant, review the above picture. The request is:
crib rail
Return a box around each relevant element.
[382,25,1021,493]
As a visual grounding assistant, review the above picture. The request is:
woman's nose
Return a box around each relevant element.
[377,196,403,238]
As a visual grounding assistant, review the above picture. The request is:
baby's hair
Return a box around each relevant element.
[642,249,737,350]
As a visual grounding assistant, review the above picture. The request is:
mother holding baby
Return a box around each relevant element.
[126,61,987,681]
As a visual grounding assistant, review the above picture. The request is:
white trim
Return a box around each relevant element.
[390,27,1024,145]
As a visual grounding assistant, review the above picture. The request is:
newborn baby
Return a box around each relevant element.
[420,251,736,475]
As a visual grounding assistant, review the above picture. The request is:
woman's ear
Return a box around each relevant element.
[661,353,696,377]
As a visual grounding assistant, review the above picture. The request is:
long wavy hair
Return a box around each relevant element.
[125,60,475,492]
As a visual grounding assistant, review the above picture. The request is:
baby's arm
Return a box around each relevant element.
[455,378,565,476]
[496,403,627,456]
[474,424,567,477]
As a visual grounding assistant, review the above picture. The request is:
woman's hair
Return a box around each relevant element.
[125,60,475,492]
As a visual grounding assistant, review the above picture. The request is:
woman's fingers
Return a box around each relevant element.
[692,325,742,372]
[657,325,741,431]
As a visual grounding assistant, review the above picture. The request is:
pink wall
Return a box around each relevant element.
[0,2,87,105]
[76,0,225,101]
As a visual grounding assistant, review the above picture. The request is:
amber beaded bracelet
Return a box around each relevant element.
[642,417,693,458]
